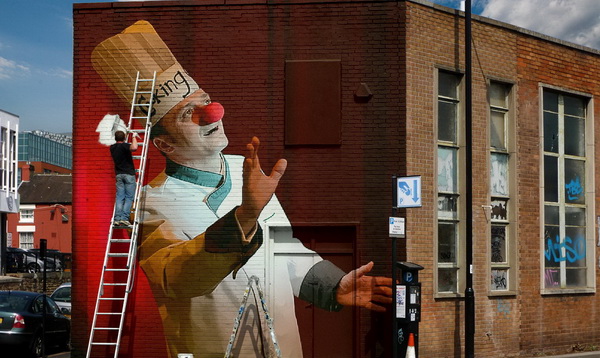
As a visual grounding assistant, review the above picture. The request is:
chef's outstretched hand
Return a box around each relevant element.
[336,262,393,312]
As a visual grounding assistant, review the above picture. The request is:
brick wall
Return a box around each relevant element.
[73,1,600,357]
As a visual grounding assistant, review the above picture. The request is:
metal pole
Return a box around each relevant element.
[464,1,475,357]
[41,238,47,358]
[392,235,397,358]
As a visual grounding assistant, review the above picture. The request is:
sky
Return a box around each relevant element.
[1,0,599,134]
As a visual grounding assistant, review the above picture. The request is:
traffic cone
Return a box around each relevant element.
[405,333,416,358]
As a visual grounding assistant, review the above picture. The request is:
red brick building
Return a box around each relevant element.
[72,1,600,357]
[6,174,72,253]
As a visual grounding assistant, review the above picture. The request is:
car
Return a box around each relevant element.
[26,249,64,272]
[50,283,71,319]
[0,291,71,357]
[5,248,46,274]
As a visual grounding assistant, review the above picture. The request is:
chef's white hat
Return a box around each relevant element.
[91,20,200,125]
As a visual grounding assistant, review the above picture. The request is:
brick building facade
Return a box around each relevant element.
[72,1,600,357]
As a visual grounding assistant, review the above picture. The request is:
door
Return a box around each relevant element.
[292,225,357,358]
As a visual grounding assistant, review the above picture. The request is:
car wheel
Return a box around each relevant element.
[27,262,41,273]
[30,333,43,357]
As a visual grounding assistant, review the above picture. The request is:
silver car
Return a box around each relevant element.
[50,283,71,318]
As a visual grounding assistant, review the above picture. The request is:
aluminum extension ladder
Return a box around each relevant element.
[224,275,282,358]
[86,71,156,358]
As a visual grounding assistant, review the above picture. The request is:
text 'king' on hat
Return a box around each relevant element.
[91,20,200,126]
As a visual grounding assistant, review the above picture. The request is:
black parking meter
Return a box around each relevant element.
[396,261,423,357]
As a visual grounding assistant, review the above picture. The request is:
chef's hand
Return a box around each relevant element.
[236,136,287,234]
[336,262,393,312]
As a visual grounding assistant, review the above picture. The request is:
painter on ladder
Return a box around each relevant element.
[93,20,394,358]
[110,129,139,227]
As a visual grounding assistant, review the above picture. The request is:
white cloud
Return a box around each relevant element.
[0,56,30,80]
[41,68,73,78]
[481,0,600,50]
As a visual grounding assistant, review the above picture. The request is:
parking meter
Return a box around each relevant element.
[395,261,423,357]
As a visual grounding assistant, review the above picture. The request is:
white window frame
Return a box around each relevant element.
[19,204,35,223]
[488,80,518,295]
[19,231,34,249]
[435,69,466,297]
[540,84,595,294]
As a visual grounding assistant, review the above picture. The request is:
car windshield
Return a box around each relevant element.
[0,294,31,312]
[52,287,71,302]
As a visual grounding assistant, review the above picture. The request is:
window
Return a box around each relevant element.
[436,70,464,294]
[489,81,516,293]
[285,60,341,146]
[19,232,34,249]
[19,205,34,223]
[542,89,594,292]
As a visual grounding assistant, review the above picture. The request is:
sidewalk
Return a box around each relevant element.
[529,352,600,358]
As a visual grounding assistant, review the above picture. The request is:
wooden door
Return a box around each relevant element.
[292,225,357,358]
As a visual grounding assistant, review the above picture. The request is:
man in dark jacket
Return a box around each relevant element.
[110,130,139,226]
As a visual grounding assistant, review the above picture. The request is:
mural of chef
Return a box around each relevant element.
[92,20,392,358]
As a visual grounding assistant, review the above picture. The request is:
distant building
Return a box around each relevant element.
[0,109,20,276]
[0,110,19,214]
[18,131,72,180]
[10,130,72,252]
[6,174,72,252]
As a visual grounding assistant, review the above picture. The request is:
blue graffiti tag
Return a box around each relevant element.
[565,176,583,201]
[544,235,586,263]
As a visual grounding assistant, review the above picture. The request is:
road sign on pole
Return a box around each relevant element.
[389,217,405,238]
[394,176,422,208]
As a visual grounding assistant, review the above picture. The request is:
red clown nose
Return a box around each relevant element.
[192,102,225,126]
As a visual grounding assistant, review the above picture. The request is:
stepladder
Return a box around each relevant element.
[224,275,282,358]
[86,71,156,358]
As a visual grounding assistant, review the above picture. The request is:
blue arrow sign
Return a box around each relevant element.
[396,176,422,208]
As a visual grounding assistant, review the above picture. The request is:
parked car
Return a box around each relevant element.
[6,248,47,273]
[50,283,71,319]
[27,249,64,272]
[0,291,71,357]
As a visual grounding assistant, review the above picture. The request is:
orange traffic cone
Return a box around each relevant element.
[405,333,416,358]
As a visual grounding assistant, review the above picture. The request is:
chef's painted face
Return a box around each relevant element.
[153,89,228,161]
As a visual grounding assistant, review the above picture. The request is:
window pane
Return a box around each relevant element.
[565,227,586,268]
[438,101,457,142]
[491,269,508,291]
[489,83,507,108]
[491,226,507,263]
[566,268,586,287]
[565,207,585,226]
[438,222,457,263]
[439,72,459,98]
[491,199,508,221]
[564,115,585,156]
[544,268,560,288]
[438,194,458,219]
[564,95,585,117]
[438,147,457,192]
[490,110,506,150]
[543,91,559,112]
[543,111,559,153]
[438,268,458,292]
[544,205,559,225]
[491,153,509,196]
[544,225,560,269]
[564,159,585,204]
[544,155,558,202]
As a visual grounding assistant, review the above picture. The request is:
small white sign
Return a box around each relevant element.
[389,217,405,238]
[396,285,406,319]
[396,176,422,208]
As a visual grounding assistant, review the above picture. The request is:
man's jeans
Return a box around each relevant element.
[114,174,136,222]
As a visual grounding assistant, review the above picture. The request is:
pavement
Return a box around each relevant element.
[533,353,600,358]
[45,350,600,358]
